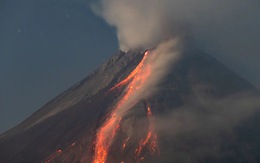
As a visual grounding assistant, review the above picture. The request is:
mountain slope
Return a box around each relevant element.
[0,49,260,163]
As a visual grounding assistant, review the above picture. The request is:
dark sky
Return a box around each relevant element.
[0,0,118,134]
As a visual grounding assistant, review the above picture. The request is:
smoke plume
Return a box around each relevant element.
[92,0,260,87]
[119,38,182,115]
[92,0,260,51]
[91,0,188,51]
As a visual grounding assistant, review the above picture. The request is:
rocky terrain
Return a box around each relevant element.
[1,49,260,163]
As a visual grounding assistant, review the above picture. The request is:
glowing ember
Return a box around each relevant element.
[44,149,63,163]
[93,51,151,163]
[122,137,130,151]
[42,141,80,162]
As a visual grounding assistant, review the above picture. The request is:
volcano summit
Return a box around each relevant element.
[1,45,260,163]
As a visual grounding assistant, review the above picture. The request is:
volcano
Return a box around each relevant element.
[1,48,260,163]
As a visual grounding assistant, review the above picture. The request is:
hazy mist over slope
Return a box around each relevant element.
[93,0,260,87]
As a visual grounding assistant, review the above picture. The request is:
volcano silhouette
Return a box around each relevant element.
[1,49,260,163]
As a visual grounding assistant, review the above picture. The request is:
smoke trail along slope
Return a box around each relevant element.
[93,39,182,163]
[92,51,150,163]
[134,101,159,162]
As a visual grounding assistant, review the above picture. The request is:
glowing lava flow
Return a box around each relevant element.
[93,51,151,163]
[43,142,77,163]
[109,51,149,92]
[135,102,159,162]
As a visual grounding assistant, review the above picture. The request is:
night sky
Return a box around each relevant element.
[0,0,259,134]
[0,0,118,133]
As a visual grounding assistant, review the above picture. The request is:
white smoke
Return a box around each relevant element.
[92,0,260,87]
[91,0,187,51]
[92,0,260,51]
[119,38,182,115]
[91,0,260,130]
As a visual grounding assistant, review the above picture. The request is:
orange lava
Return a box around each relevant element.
[93,114,121,163]
[43,141,79,162]
[93,51,151,163]
[135,102,159,162]
[109,51,149,92]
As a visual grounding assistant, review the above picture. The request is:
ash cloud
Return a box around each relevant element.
[92,0,260,87]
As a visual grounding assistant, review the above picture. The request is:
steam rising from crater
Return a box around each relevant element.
[92,0,188,51]
[92,0,260,89]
